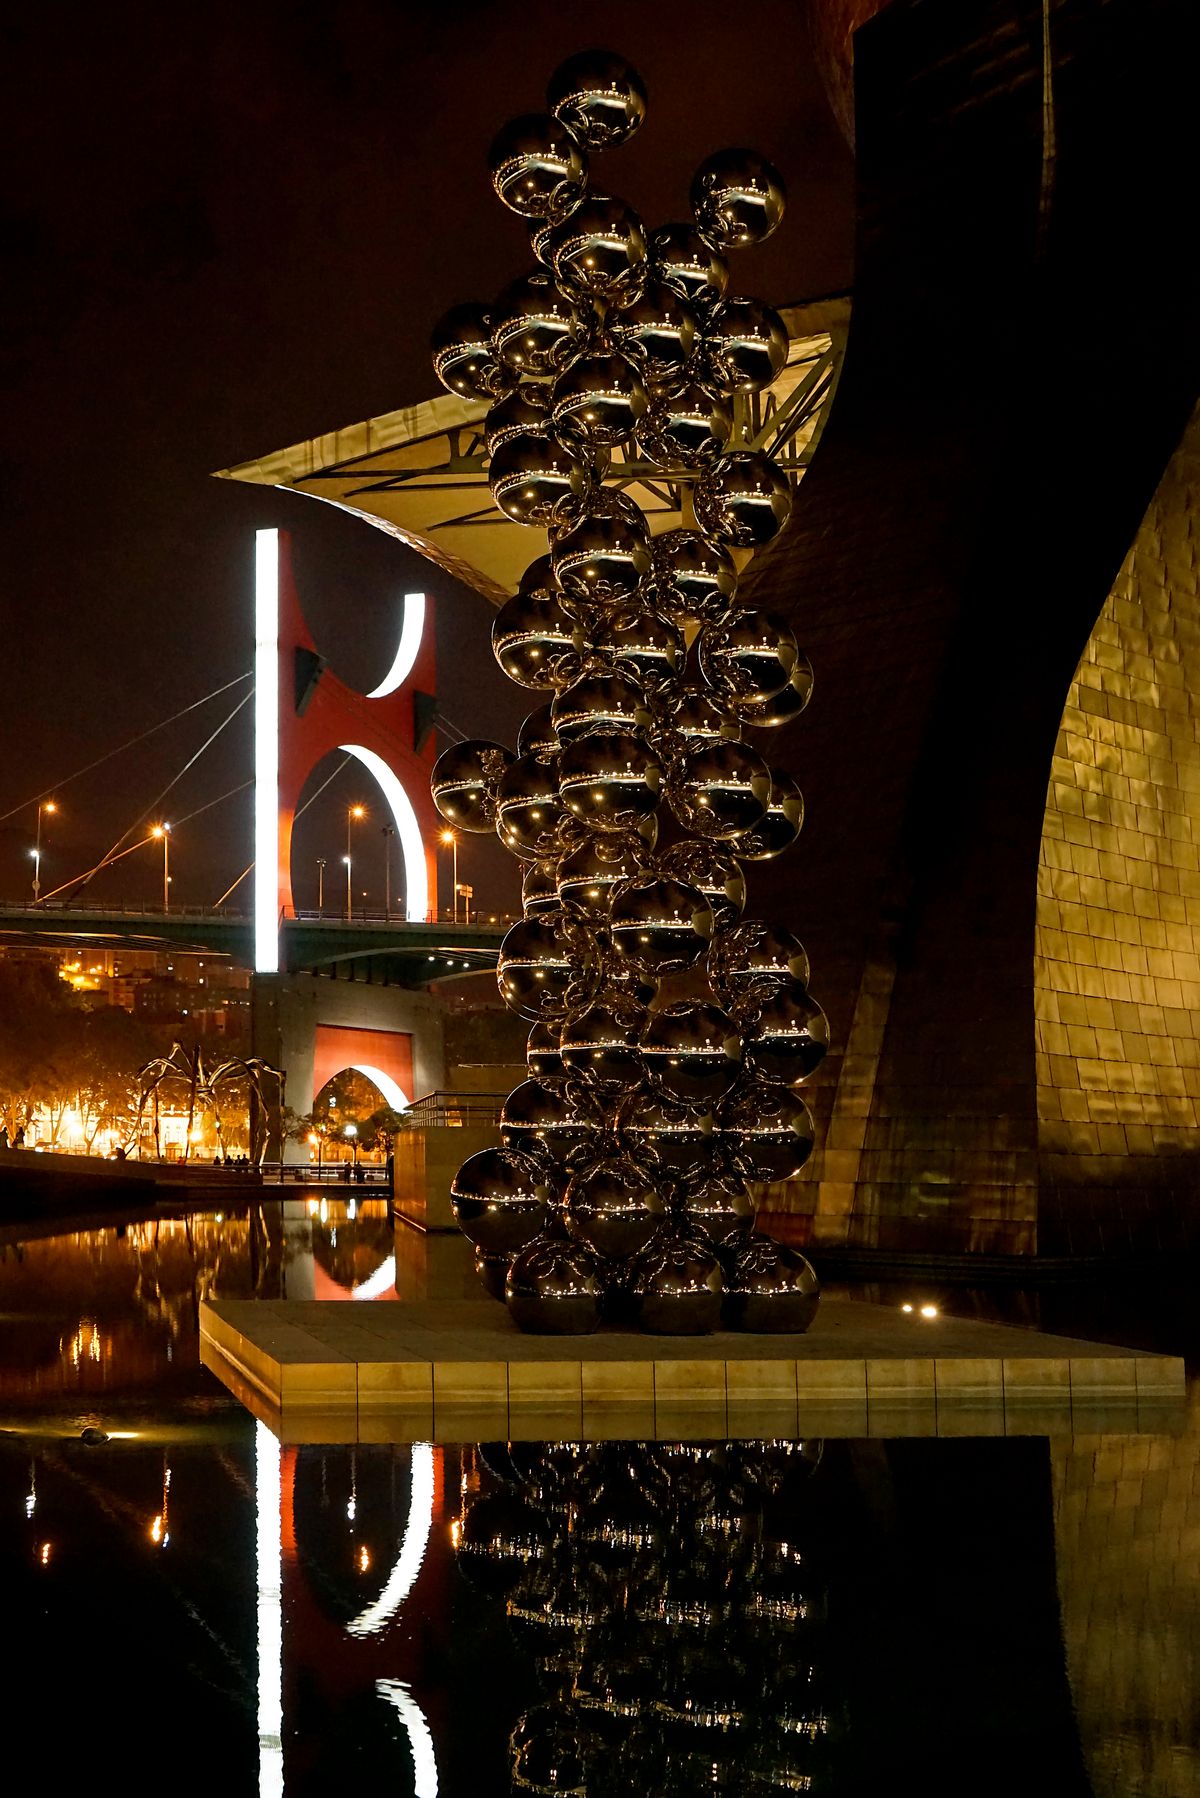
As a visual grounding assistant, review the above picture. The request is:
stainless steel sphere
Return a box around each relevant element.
[736,652,814,727]
[736,768,805,861]
[707,920,810,1015]
[501,1077,594,1166]
[547,50,647,150]
[489,112,588,220]
[699,609,797,706]
[431,739,515,833]
[722,1234,819,1334]
[559,994,645,1091]
[702,297,790,393]
[556,832,649,917]
[431,302,511,402]
[657,840,747,931]
[609,875,714,975]
[694,450,793,547]
[450,1146,551,1253]
[641,1000,742,1106]
[551,668,652,743]
[648,222,729,310]
[551,349,647,448]
[527,1018,566,1084]
[506,1233,605,1334]
[496,754,567,861]
[684,1172,754,1243]
[666,739,772,839]
[492,588,581,690]
[497,915,581,1021]
[474,1246,510,1302]
[551,495,652,612]
[627,1230,723,1335]
[608,282,697,389]
[717,1081,815,1182]
[492,271,591,377]
[650,528,737,625]
[690,148,787,250]
[488,431,593,528]
[558,728,663,834]
[655,686,742,765]
[546,194,649,306]
[635,381,732,469]
[484,381,553,454]
[564,1154,667,1258]
[517,701,560,762]
[745,983,830,1085]
[594,611,685,695]
[522,859,560,917]
[619,1093,715,1187]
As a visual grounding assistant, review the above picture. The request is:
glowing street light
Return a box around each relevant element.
[31,799,57,904]
[346,805,365,919]
[440,829,459,924]
[344,1121,359,1171]
[150,823,171,912]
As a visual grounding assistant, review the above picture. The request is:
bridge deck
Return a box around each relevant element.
[199,1296,1185,1445]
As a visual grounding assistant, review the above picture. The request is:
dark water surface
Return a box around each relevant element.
[0,1195,1196,1797]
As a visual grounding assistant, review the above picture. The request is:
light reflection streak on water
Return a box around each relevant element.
[346,1441,435,1638]
[256,1421,283,1798]
[377,1679,439,1796]
[351,1255,397,1301]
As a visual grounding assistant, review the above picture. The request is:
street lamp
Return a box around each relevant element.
[31,800,56,904]
[382,824,395,917]
[151,823,171,912]
[440,829,459,924]
[316,857,327,916]
[344,1122,359,1173]
[346,805,365,919]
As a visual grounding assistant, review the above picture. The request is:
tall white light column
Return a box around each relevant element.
[254,528,280,973]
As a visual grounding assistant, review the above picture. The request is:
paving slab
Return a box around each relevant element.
[199,1295,1186,1443]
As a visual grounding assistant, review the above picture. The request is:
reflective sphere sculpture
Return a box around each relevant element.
[495,754,566,861]
[619,1093,714,1187]
[497,916,580,1021]
[595,611,684,696]
[707,919,810,1015]
[651,528,737,626]
[609,282,697,389]
[565,1155,667,1258]
[474,1246,510,1302]
[547,50,647,150]
[641,1001,741,1106]
[552,495,652,612]
[666,739,772,839]
[609,875,713,975]
[551,350,647,449]
[736,652,814,727]
[736,767,805,861]
[431,739,515,833]
[492,587,581,690]
[522,859,560,917]
[558,729,663,833]
[649,222,729,310]
[698,609,798,706]
[488,432,592,528]
[489,113,588,220]
[694,450,793,547]
[702,297,789,393]
[657,839,747,930]
[527,1019,566,1084]
[745,984,831,1085]
[556,832,648,916]
[628,1230,723,1335]
[501,1077,593,1167]
[547,194,648,306]
[484,381,553,453]
[450,1146,551,1252]
[636,381,732,469]
[658,685,743,760]
[506,1234,605,1333]
[722,1234,820,1334]
[690,148,786,250]
[492,271,590,377]
[717,1081,815,1182]
[551,669,652,743]
[431,302,510,402]
[517,701,560,763]
[559,995,645,1091]
[684,1170,754,1243]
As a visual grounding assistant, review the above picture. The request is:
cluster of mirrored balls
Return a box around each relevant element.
[429,49,827,1334]
[455,1439,832,1792]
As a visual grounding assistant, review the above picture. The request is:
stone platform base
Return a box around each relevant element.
[199,1296,1186,1444]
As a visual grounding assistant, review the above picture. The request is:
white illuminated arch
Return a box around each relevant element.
[346,1440,435,1637]
[339,743,429,922]
[348,1062,410,1113]
[366,594,426,698]
[254,530,281,974]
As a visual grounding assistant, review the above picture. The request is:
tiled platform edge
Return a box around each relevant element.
[199,1298,1186,1444]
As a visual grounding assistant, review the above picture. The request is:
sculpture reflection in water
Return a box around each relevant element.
[454,1438,835,1794]
[431,48,827,1333]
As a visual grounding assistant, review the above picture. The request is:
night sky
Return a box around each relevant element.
[1,0,852,917]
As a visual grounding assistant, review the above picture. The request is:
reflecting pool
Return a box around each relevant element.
[0,1197,1196,1796]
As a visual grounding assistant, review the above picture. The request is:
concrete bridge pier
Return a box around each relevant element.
[251,972,446,1160]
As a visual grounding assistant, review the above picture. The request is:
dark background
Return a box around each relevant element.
[0,0,853,916]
